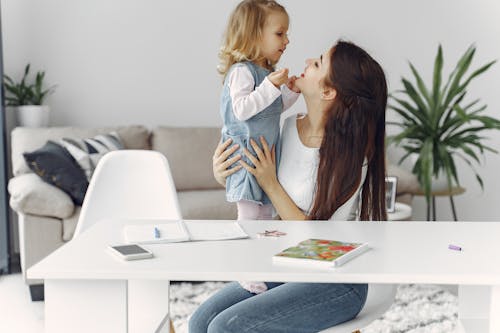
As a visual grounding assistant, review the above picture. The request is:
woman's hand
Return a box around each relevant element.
[239,136,278,193]
[212,138,242,187]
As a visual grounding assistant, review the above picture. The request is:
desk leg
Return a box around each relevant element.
[45,279,127,333]
[458,285,500,332]
[128,279,171,333]
[45,279,172,333]
[490,285,500,332]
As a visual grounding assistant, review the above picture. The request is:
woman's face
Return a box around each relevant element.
[295,48,333,97]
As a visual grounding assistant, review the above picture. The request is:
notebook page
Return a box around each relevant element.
[184,221,248,241]
[124,221,189,244]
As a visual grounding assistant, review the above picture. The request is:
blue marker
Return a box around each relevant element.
[154,227,161,239]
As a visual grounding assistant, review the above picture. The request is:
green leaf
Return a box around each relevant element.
[3,64,56,105]
[460,60,496,90]
[409,61,432,108]
[390,96,432,129]
[442,45,476,109]
[476,174,484,190]
[388,104,419,125]
[432,45,443,109]
[402,78,429,115]
[457,143,480,163]
[418,139,434,203]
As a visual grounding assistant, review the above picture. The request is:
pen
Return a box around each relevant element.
[448,244,462,251]
[154,227,161,239]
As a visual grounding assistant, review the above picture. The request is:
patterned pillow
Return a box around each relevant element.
[23,141,89,205]
[58,132,124,180]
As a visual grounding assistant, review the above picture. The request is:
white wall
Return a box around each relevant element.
[2,0,500,221]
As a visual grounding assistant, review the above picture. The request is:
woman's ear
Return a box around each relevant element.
[321,87,336,101]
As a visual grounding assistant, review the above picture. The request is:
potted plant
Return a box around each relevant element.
[4,64,56,127]
[387,44,500,206]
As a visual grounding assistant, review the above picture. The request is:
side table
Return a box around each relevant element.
[388,202,412,221]
[414,186,466,221]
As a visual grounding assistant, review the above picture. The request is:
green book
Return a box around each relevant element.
[273,239,370,268]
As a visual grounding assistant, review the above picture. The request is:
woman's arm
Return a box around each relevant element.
[239,137,307,221]
[212,138,242,187]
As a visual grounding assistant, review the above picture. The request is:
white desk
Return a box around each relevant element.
[29,220,500,333]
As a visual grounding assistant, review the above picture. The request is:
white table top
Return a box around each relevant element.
[29,220,500,286]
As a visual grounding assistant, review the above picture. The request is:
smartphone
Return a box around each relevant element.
[108,244,154,261]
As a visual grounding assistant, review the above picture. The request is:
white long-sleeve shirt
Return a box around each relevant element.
[227,66,300,121]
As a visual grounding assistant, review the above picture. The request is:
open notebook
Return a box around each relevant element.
[123,220,249,244]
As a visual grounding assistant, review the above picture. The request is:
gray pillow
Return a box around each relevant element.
[23,141,89,205]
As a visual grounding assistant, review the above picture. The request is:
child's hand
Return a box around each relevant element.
[286,76,301,93]
[268,68,289,88]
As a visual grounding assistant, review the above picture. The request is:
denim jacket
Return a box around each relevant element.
[220,61,283,204]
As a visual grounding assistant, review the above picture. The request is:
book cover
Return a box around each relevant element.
[273,239,369,268]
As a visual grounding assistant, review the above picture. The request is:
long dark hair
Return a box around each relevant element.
[308,40,387,221]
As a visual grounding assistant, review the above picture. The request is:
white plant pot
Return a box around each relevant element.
[15,105,50,127]
[410,153,454,192]
[429,171,453,192]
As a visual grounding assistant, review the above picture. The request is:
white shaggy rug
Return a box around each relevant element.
[170,282,459,333]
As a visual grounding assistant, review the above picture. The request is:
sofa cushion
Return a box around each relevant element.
[23,141,89,205]
[177,189,237,220]
[11,125,150,176]
[152,127,222,191]
[59,131,124,180]
[8,173,75,219]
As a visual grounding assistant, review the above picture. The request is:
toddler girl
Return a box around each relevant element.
[219,0,300,221]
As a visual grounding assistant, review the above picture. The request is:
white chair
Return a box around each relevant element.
[320,283,397,332]
[73,150,181,332]
[74,150,182,237]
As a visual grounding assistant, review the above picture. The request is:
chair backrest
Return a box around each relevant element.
[73,150,182,237]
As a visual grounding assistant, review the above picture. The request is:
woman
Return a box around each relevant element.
[190,40,388,333]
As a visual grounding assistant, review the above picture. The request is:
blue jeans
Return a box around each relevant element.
[188,282,368,333]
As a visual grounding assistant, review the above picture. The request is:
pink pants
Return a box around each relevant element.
[237,200,273,294]
[236,200,273,220]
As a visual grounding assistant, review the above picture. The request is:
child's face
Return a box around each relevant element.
[260,11,289,66]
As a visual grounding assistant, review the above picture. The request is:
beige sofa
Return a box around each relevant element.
[8,125,237,298]
[8,125,419,300]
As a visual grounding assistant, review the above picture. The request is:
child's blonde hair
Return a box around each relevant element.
[218,0,288,79]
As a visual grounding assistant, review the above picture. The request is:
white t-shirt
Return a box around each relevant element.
[277,115,367,220]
